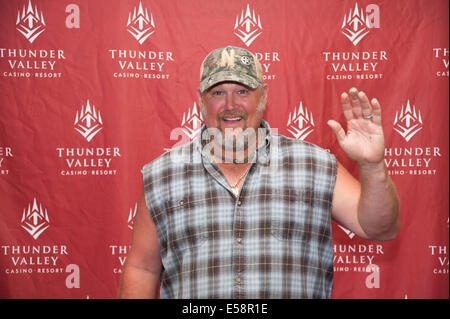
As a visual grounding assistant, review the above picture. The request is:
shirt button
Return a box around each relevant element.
[236,277,241,284]
[236,237,242,244]
[237,200,242,206]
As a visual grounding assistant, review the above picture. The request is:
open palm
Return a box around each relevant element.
[328,88,385,165]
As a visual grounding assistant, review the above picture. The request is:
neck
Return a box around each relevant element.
[210,141,257,165]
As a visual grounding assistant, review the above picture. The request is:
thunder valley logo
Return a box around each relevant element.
[333,224,385,274]
[385,100,442,177]
[1,1,67,79]
[322,3,386,81]
[231,4,280,81]
[74,100,103,142]
[393,100,423,142]
[16,0,46,43]
[181,102,204,141]
[234,4,263,47]
[286,101,315,141]
[164,102,204,153]
[126,1,155,45]
[21,198,50,240]
[0,198,70,276]
[341,2,374,46]
[55,100,121,176]
[107,2,174,80]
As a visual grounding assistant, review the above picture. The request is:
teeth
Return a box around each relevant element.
[223,117,242,121]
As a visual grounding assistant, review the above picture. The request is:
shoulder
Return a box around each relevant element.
[142,139,199,178]
[272,133,336,164]
[141,140,199,213]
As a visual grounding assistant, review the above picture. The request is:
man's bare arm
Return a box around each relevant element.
[332,161,399,241]
[329,88,400,241]
[118,190,162,298]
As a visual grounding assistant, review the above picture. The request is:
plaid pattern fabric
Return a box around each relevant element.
[142,121,337,299]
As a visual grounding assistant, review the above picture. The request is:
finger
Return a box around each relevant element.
[349,87,363,118]
[358,91,373,119]
[327,120,346,144]
[371,98,382,126]
[340,92,354,121]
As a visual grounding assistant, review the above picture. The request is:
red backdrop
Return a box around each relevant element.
[0,0,448,299]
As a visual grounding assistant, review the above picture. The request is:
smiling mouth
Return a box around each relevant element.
[222,117,243,122]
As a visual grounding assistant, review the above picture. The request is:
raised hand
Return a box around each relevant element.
[327,88,385,166]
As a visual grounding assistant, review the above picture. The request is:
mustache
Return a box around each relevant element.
[218,110,248,119]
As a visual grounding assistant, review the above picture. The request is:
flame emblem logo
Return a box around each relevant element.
[234,4,262,47]
[338,225,356,239]
[21,198,50,240]
[74,100,103,142]
[127,203,137,230]
[127,1,155,45]
[393,100,423,142]
[16,0,46,43]
[287,102,315,141]
[181,102,204,140]
[341,3,371,46]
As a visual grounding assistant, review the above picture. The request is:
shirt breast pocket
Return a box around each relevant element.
[163,197,209,254]
[270,188,314,244]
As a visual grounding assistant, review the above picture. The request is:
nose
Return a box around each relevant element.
[223,91,235,110]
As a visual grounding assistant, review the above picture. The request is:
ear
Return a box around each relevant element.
[262,83,269,105]
[197,89,207,118]
[196,89,204,109]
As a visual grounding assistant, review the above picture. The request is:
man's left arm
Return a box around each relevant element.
[328,88,400,241]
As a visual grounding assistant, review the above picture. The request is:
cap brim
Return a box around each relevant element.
[200,71,260,93]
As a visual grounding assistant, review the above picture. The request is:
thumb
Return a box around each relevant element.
[327,120,346,143]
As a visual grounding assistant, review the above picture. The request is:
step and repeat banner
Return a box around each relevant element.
[0,0,448,299]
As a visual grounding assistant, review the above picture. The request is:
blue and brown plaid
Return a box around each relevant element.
[142,121,337,299]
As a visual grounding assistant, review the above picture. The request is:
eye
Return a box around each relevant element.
[212,90,223,96]
[237,89,248,95]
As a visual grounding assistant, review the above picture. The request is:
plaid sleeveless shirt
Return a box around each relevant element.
[142,121,337,298]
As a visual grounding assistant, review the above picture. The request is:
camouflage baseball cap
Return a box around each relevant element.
[199,46,264,93]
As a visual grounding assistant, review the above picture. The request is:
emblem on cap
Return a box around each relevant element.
[241,56,251,65]
[220,48,236,68]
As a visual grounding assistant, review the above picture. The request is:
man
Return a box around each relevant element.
[119,46,399,299]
